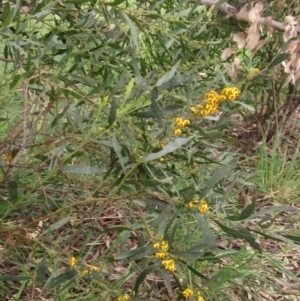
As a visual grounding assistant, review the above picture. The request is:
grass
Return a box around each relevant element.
[254,133,300,204]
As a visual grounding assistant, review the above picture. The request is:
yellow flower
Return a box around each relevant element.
[2,154,12,163]
[221,87,240,100]
[160,240,168,252]
[89,265,100,272]
[187,200,199,208]
[174,129,182,135]
[153,242,160,249]
[159,157,165,162]
[82,268,89,276]
[118,293,130,301]
[155,252,168,259]
[182,119,190,126]
[247,67,260,80]
[178,121,185,127]
[70,256,77,267]
[199,200,209,214]
[183,288,194,297]
[162,259,176,272]
[197,291,205,301]
[174,117,183,124]
[190,106,198,114]
[217,94,226,101]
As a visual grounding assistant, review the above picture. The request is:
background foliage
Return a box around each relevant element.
[0,0,300,300]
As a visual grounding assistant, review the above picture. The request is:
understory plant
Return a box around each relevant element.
[0,1,300,300]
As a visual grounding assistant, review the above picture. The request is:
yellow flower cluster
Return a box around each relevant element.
[197,292,205,301]
[182,288,205,301]
[174,117,191,135]
[221,87,240,100]
[118,293,130,301]
[183,288,194,297]
[187,200,209,214]
[162,259,176,272]
[69,257,100,275]
[70,256,77,267]
[82,265,100,275]
[153,239,176,272]
[153,239,169,258]
[2,154,12,163]
[246,67,260,80]
[190,87,240,117]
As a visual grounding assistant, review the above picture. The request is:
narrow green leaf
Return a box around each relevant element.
[170,251,206,259]
[195,214,217,251]
[250,205,298,218]
[282,234,300,243]
[87,226,132,233]
[41,216,71,236]
[238,198,256,220]
[62,165,105,175]
[10,74,21,90]
[129,111,154,118]
[234,101,255,112]
[49,270,77,288]
[67,74,99,86]
[118,11,139,48]
[3,2,12,28]
[143,137,192,162]
[160,268,172,296]
[158,75,192,91]
[111,72,131,96]
[187,265,209,280]
[112,133,125,170]
[212,218,243,238]
[108,99,117,127]
[8,180,18,203]
[213,219,261,253]
[124,78,135,103]
[114,247,147,260]
[134,265,160,296]
[35,255,47,286]
[156,60,181,87]
[105,0,127,6]
[234,224,262,253]
[0,275,31,281]
[199,159,236,198]
[179,187,196,202]
[150,87,164,127]
[266,53,290,70]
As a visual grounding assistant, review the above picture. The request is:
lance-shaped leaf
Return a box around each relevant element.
[266,53,290,70]
[134,265,161,296]
[156,60,181,87]
[108,99,117,127]
[112,133,125,171]
[150,87,164,127]
[195,214,217,251]
[212,219,261,253]
[143,137,192,162]
[62,165,105,175]
[187,265,209,280]
[199,158,236,199]
[49,270,77,288]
